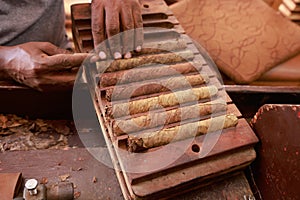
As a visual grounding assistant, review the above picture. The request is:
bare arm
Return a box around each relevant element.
[0,42,88,91]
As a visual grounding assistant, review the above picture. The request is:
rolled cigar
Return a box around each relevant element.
[107,85,218,118]
[99,50,194,73]
[128,114,239,152]
[99,61,201,87]
[136,38,187,54]
[105,74,210,101]
[113,100,227,135]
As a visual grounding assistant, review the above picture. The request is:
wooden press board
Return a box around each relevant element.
[71,1,259,199]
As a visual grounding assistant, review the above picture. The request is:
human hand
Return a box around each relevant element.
[91,0,143,60]
[0,42,88,91]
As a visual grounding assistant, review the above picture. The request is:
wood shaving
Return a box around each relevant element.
[59,174,70,182]
[92,176,97,183]
[40,177,48,184]
[74,191,81,199]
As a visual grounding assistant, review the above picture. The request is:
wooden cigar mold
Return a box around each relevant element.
[71,1,259,199]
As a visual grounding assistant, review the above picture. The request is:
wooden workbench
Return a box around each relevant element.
[0,85,256,199]
[0,142,254,200]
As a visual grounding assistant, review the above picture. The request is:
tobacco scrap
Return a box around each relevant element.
[40,177,48,184]
[128,114,238,152]
[92,176,97,183]
[0,114,75,152]
[74,191,81,199]
[71,167,83,171]
[59,174,70,182]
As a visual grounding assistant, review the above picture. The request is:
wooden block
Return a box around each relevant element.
[251,104,300,200]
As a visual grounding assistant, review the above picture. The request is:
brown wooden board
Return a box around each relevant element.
[113,119,258,181]
[0,147,254,199]
[93,96,258,199]
[0,148,123,200]
[129,149,256,199]
[251,104,300,200]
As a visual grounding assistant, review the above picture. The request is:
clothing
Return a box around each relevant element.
[0,0,69,48]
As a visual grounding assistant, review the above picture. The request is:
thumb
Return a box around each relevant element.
[45,53,88,70]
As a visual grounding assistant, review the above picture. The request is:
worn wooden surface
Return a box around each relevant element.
[0,84,256,199]
[251,104,300,200]
[0,146,254,200]
[0,148,123,200]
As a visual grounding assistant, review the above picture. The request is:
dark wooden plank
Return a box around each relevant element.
[130,148,256,198]
[251,104,300,200]
[0,148,123,200]
[225,85,300,93]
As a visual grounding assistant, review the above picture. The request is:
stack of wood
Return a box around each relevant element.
[279,0,300,24]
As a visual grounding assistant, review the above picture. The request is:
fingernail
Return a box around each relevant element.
[114,52,122,59]
[90,56,98,63]
[124,52,132,59]
[99,51,107,60]
[136,46,142,52]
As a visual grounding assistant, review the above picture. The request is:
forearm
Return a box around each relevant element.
[0,46,13,80]
[0,46,8,68]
